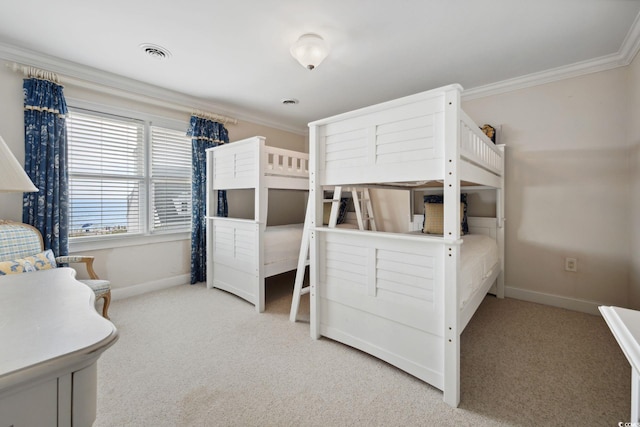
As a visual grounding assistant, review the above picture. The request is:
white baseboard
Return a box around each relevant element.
[505,286,604,316]
[111,274,190,301]
[110,279,606,315]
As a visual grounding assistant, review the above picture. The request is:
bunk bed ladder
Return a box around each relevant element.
[290,186,344,322]
[350,187,377,231]
[289,195,311,322]
[327,186,343,227]
[290,186,377,322]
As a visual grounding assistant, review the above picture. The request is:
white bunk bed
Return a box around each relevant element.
[206,136,309,312]
[307,84,505,407]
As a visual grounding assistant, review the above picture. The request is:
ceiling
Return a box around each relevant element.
[1,1,640,133]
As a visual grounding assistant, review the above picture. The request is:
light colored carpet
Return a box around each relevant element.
[95,272,631,426]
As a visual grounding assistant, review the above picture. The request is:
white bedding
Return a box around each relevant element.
[264,224,304,265]
[459,234,499,308]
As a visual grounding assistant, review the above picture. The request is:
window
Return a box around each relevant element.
[150,126,192,232]
[67,109,192,241]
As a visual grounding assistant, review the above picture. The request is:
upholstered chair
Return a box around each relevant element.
[0,221,112,319]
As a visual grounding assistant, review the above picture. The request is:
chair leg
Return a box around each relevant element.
[101,291,111,320]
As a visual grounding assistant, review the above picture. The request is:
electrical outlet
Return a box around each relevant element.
[565,257,577,272]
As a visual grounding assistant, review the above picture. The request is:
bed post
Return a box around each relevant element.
[496,144,506,299]
[309,124,321,339]
[443,86,461,407]
[255,137,268,312]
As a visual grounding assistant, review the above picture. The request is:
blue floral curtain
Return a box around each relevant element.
[22,78,69,256]
[187,115,228,284]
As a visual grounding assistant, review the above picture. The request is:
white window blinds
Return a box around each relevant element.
[67,109,193,240]
[67,111,144,238]
[150,127,192,232]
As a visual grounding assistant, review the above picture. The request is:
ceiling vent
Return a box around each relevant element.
[139,43,171,60]
[281,98,299,105]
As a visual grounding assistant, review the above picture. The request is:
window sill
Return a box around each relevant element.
[69,231,190,253]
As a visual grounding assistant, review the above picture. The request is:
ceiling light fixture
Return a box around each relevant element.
[290,34,329,70]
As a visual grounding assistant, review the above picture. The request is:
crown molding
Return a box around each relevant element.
[462,53,626,101]
[463,13,640,101]
[0,41,307,135]
[619,9,640,65]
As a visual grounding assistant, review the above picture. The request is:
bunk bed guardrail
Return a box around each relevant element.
[459,111,502,176]
[265,146,309,177]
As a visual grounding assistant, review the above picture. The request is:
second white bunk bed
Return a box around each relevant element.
[307,84,505,407]
[206,136,308,312]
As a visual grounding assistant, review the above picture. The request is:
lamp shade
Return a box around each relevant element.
[290,34,329,70]
[0,135,38,193]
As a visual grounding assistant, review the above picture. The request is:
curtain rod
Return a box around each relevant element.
[191,109,238,125]
[6,62,238,125]
[9,63,61,84]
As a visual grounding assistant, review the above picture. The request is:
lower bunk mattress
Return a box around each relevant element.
[459,234,499,308]
[264,223,304,266]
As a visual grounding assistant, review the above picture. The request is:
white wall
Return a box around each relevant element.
[628,54,640,310]
[358,188,407,232]
[0,60,306,292]
[0,63,28,222]
[463,67,632,308]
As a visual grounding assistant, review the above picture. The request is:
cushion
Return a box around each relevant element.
[23,249,57,271]
[0,250,56,275]
[337,198,348,224]
[80,279,111,296]
[422,194,468,235]
[0,258,36,275]
[323,203,332,225]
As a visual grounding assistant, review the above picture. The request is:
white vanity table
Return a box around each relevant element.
[600,306,640,423]
[0,267,118,426]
